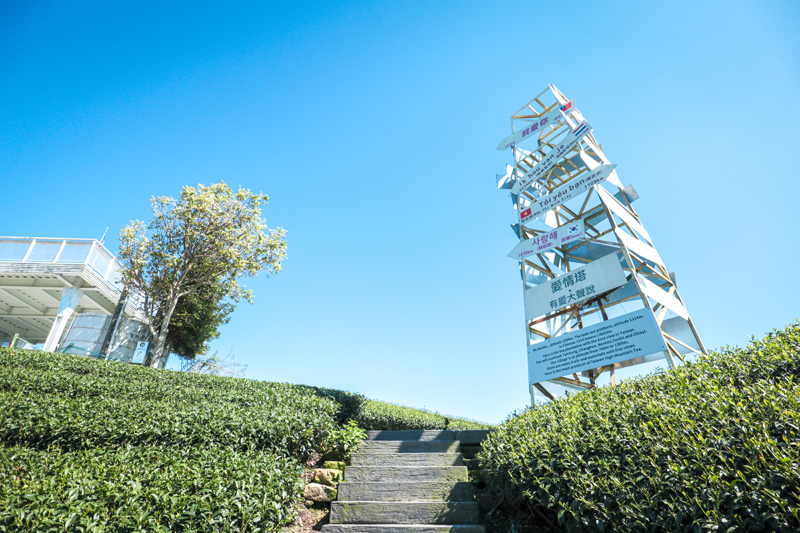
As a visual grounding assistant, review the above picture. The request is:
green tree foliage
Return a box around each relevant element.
[165,280,234,360]
[117,182,287,367]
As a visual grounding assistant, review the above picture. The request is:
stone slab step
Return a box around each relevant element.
[358,440,461,454]
[458,445,482,460]
[366,430,455,441]
[322,525,485,533]
[350,453,464,467]
[454,431,493,446]
[331,501,480,525]
[346,466,469,483]
[338,481,473,502]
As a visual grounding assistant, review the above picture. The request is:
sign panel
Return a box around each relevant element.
[496,164,515,189]
[511,122,593,195]
[520,164,617,224]
[579,148,623,188]
[496,99,576,151]
[507,220,584,261]
[523,252,627,320]
[527,308,668,384]
[132,341,148,364]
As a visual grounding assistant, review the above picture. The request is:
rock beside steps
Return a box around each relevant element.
[321,430,489,533]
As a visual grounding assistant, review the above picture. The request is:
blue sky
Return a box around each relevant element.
[2,1,798,423]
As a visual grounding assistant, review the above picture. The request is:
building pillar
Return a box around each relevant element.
[43,287,85,352]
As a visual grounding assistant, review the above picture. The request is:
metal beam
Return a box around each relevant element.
[0,287,46,313]
[16,316,52,334]
[1,310,58,318]
[0,316,49,338]
[0,277,65,289]
[82,290,116,314]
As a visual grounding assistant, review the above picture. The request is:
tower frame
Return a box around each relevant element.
[496,85,707,401]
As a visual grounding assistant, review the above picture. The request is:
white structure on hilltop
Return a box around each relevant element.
[494,86,707,402]
[0,236,157,365]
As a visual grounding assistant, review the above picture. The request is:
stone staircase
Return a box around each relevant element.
[322,430,487,533]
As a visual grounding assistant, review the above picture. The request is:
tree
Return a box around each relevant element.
[165,279,234,360]
[118,182,287,368]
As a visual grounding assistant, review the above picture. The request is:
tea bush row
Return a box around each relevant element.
[0,443,302,532]
[352,399,492,430]
[478,322,800,533]
[0,347,489,531]
[0,348,491,438]
[294,386,492,430]
[0,348,340,459]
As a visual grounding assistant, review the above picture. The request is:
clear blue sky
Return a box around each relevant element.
[2,1,798,423]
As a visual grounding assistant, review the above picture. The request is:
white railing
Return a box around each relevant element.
[0,237,123,290]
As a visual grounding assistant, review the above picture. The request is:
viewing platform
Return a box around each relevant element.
[0,236,143,349]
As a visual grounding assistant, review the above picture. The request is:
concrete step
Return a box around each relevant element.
[322,525,485,533]
[358,440,461,454]
[453,431,492,446]
[330,501,480,525]
[350,453,464,467]
[366,430,455,441]
[338,481,473,502]
[346,466,469,483]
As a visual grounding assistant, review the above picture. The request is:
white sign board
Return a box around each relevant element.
[520,164,617,224]
[132,341,148,364]
[496,99,576,151]
[511,122,592,195]
[528,308,668,384]
[523,252,627,320]
[507,220,584,261]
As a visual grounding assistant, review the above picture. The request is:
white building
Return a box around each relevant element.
[0,236,154,363]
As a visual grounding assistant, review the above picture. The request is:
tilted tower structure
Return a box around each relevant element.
[495,85,707,402]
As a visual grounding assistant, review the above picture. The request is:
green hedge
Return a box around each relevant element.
[0,347,491,531]
[0,348,344,531]
[295,386,492,430]
[300,385,367,424]
[0,348,339,459]
[478,322,800,532]
[0,444,302,532]
[352,399,492,430]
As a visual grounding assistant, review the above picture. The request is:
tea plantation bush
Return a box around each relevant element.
[298,387,493,430]
[0,445,302,532]
[0,348,341,532]
[0,348,340,458]
[352,399,492,430]
[478,322,800,533]
[0,347,490,531]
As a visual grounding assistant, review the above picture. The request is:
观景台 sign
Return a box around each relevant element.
[523,252,627,320]
[496,99,576,151]
[527,308,668,384]
[507,219,584,261]
[511,122,592,196]
[519,164,617,224]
